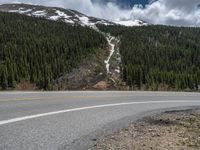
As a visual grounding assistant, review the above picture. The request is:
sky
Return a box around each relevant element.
[0,0,200,27]
[92,0,149,8]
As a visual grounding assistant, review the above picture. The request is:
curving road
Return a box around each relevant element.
[0,91,200,150]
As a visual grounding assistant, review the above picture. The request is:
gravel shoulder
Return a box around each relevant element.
[91,108,200,150]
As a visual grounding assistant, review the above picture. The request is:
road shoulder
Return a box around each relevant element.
[91,107,200,150]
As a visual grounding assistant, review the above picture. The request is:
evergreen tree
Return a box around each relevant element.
[0,12,106,90]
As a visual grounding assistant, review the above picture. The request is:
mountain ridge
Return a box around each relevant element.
[0,3,147,27]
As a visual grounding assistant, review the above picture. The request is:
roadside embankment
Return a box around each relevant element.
[92,108,200,150]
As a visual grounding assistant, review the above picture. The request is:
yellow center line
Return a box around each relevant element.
[0,95,135,102]
[0,96,98,102]
[1,94,198,102]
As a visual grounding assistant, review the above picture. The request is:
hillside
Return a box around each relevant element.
[98,25,200,91]
[0,4,200,91]
[0,3,147,27]
[0,3,115,28]
[0,12,107,90]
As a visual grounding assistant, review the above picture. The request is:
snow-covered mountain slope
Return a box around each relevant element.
[0,3,115,28]
[0,3,147,27]
[115,19,148,26]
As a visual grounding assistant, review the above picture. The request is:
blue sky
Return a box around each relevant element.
[92,0,149,8]
[117,0,149,7]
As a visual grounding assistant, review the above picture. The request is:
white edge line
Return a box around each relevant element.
[0,100,200,126]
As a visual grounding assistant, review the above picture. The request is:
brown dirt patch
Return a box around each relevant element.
[15,81,37,90]
[92,81,108,90]
[91,109,200,150]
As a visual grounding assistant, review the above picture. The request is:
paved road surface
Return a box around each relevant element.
[0,91,200,150]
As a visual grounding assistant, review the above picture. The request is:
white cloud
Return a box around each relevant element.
[0,0,200,26]
[130,0,200,26]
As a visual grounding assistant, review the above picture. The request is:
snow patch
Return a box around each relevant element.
[9,9,32,14]
[79,16,89,25]
[5,4,115,28]
[32,10,47,16]
[48,10,70,21]
[75,15,99,29]
[115,69,120,73]
[96,20,112,26]
[8,10,19,13]
[115,19,147,26]
[49,15,60,20]
[105,35,115,73]
[55,10,70,19]
[65,19,74,24]
[77,15,94,27]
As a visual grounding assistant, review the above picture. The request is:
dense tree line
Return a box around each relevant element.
[98,25,200,90]
[0,12,106,90]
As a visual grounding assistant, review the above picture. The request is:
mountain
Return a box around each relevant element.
[0,3,147,27]
[0,3,127,91]
[0,3,115,28]
[0,11,108,90]
[98,25,200,91]
[0,3,199,91]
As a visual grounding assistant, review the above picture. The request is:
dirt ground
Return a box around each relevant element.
[91,109,200,150]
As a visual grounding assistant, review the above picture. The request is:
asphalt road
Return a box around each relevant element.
[0,91,200,150]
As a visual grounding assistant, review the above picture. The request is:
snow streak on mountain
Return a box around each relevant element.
[0,0,200,26]
[0,3,147,27]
